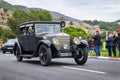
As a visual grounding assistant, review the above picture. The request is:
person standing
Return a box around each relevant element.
[117,29,120,57]
[112,33,117,57]
[106,34,113,57]
[92,29,101,56]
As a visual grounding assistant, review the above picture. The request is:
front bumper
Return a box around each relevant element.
[1,47,13,52]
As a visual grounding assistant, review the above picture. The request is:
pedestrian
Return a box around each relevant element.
[88,39,92,51]
[106,34,113,57]
[112,32,117,57]
[92,29,101,56]
[116,29,120,57]
[91,39,95,52]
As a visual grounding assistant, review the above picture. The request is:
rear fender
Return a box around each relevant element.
[13,41,22,56]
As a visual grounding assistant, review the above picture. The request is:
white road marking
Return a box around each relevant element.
[62,66,107,74]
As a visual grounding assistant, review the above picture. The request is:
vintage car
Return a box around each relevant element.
[13,21,88,66]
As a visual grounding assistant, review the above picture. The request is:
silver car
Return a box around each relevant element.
[2,39,17,53]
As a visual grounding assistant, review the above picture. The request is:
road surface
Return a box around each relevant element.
[0,52,120,80]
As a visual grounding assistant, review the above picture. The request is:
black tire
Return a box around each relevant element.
[15,46,23,62]
[74,47,88,65]
[39,45,52,66]
[3,51,5,54]
[10,51,13,54]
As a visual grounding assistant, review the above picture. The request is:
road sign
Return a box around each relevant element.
[106,30,108,39]
[0,39,3,46]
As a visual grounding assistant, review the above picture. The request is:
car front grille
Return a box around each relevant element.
[5,45,13,48]
[59,49,71,53]
[55,36,70,50]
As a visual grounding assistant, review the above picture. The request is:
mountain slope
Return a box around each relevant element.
[0,0,16,10]
[50,11,80,22]
[0,0,81,22]
[14,5,80,22]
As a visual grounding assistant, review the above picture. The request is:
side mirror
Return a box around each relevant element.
[60,21,65,28]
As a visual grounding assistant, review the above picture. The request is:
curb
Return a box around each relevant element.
[88,56,120,61]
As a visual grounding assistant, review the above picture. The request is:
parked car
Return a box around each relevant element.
[13,21,88,66]
[1,39,17,54]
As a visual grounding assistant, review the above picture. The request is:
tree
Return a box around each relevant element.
[0,27,16,41]
[0,27,3,37]
[7,9,52,35]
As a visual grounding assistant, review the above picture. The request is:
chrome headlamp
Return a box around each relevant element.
[52,38,60,45]
[73,37,80,45]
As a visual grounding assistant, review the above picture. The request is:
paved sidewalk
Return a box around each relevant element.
[89,56,120,61]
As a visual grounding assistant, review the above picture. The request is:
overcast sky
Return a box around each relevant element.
[4,0,120,22]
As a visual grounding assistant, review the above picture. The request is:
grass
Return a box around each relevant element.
[88,49,120,58]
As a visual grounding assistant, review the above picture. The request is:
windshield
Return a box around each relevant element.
[35,24,60,35]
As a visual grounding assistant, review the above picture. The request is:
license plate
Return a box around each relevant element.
[7,48,13,49]
[60,53,72,56]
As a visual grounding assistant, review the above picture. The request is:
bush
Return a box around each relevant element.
[63,26,90,39]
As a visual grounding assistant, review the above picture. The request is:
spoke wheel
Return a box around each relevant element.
[74,47,88,65]
[39,45,51,66]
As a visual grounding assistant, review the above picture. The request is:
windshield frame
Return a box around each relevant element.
[35,24,60,35]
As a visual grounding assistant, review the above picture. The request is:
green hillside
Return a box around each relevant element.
[0,0,16,10]
[83,20,120,31]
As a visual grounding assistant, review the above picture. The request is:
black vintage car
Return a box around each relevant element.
[14,21,88,66]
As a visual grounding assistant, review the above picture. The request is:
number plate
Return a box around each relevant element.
[7,47,13,49]
[60,53,72,57]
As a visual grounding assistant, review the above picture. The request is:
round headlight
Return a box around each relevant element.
[52,38,60,45]
[43,36,47,39]
[79,36,82,40]
[73,37,80,45]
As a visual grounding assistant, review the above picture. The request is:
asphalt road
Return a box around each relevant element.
[0,52,120,80]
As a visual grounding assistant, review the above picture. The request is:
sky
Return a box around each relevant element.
[4,0,120,22]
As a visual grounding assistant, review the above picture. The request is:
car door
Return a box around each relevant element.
[26,24,35,52]
[18,25,28,51]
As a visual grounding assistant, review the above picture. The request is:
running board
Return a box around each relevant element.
[21,54,33,58]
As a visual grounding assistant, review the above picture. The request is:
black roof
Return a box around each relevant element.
[19,21,61,27]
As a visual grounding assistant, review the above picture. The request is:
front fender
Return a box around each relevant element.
[34,40,51,57]
[80,40,88,47]
[38,40,51,47]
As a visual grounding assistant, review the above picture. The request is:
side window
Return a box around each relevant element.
[20,25,26,35]
[26,24,34,35]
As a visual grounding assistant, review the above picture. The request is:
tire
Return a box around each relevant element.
[39,45,52,66]
[3,51,5,54]
[10,51,13,54]
[74,47,88,65]
[15,46,23,62]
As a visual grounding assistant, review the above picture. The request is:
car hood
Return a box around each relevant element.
[4,43,14,46]
[44,33,70,37]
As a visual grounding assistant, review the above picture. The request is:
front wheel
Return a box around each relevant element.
[39,45,52,66]
[10,51,13,54]
[15,46,23,62]
[74,47,88,65]
[3,51,5,54]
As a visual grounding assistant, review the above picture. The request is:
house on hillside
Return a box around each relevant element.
[0,8,4,15]
[0,8,13,29]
